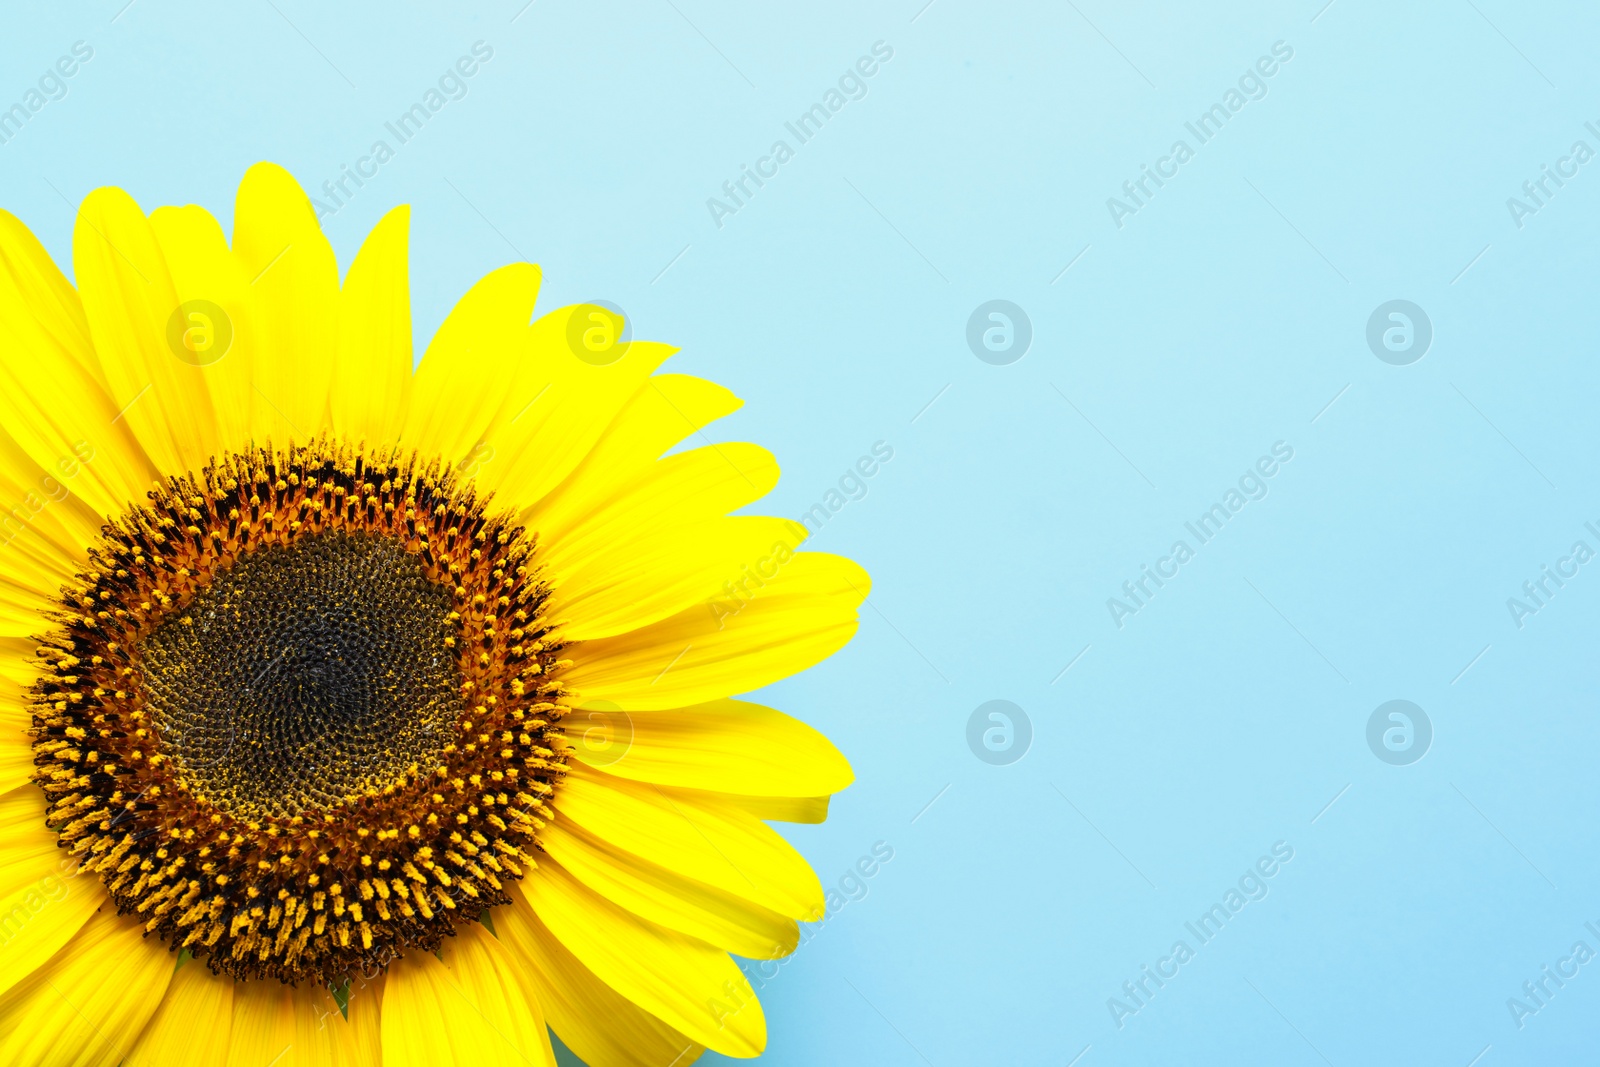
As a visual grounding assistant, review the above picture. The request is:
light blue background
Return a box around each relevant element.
[5,1,1600,1064]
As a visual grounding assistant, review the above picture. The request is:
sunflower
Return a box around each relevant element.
[0,163,867,1067]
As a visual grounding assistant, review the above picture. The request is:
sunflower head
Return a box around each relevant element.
[0,163,866,1066]
[30,442,565,984]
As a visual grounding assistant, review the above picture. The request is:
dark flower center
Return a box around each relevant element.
[28,443,571,985]
[141,532,462,822]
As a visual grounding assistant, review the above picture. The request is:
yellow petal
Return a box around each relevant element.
[495,897,702,1067]
[380,921,555,1067]
[578,373,742,481]
[0,786,54,872]
[147,205,257,453]
[0,906,174,1067]
[705,792,831,824]
[0,639,38,794]
[0,209,155,517]
[542,818,798,960]
[125,959,232,1067]
[73,186,221,477]
[232,162,340,442]
[475,309,675,510]
[338,972,383,1067]
[0,638,33,689]
[0,876,100,1002]
[0,686,33,796]
[552,761,822,919]
[0,425,102,589]
[0,786,103,999]
[0,558,78,628]
[224,979,359,1067]
[529,373,741,526]
[330,205,412,447]
[562,553,867,711]
[566,697,853,798]
[516,855,765,1058]
[535,442,780,587]
[550,516,807,641]
[0,574,62,639]
[401,262,541,462]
